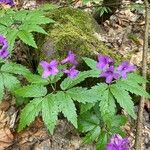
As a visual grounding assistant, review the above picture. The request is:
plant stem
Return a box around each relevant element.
[134,0,149,149]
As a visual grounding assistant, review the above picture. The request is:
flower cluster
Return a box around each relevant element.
[106,134,130,150]
[0,0,14,6]
[0,35,9,59]
[96,55,136,83]
[40,51,79,79]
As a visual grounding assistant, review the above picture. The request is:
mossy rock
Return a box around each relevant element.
[37,7,123,65]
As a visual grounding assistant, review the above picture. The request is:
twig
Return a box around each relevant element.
[134,0,149,150]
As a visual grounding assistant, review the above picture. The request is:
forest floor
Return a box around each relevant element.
[0,0,149,150]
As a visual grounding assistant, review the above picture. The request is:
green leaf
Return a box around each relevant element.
[2,73,20,91]
[96,131,108,150]
[82,57,97,70]
[0,73,4,102]
[127,73,146,84]
[55,91,77,128]
[5,28,18,52]
[111,115,127,127]
[18,97,43,132]
[1,62,30,76]
[42,94,59,134]
[99,89,116,117]
[60,69,101,90]
[78,111,100,133]
[116,79,150,98]
[21,24,48,35]
[24,73,49,85]
[110,85,136,119]
[66,87,99,104]
[80,103,95,114]
[17,30,37,48]
[14,84,47,98]
[83,126,101,144]
[110,127,126,137]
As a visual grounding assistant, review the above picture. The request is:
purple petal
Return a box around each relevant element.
[106,144,118,150]
[40,60,59,78]
[106,75,114,83]
[107,134,130,150]
[63,66,79,79]
[40,61,50,70]
[61,50,77,65]
[0,0,14,6]
[97,55,113,70]
[0,49,9,59]
[0,35,9,59]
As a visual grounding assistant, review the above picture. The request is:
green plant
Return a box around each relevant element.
[0,6,55,51]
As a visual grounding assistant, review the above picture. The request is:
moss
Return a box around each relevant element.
[37,7,123,65]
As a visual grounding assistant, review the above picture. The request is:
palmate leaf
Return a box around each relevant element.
[21,24,48,35]
[116,79,150,98]
[99,89,116,121]
[110,85,136,119]
[78,111,100,133]
[80,103,95,114]
[1,62,30,76]
[2,73,20,91]
[17,30,37,48]
[24,73,49,85]
[42,94,59,134]
[0,73,4,102]
[5,28,18,52]
[96,131,108,150]
[55,91,77,128]
[82,57,97,70]
[18,97,43,132]
[66,87,99,104]
[83,126,101,144]
[14,84,47,98]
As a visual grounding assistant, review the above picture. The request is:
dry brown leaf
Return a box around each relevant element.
[0,110,9,128]
[0,128,14,150]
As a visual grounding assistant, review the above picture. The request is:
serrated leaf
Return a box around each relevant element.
[96,131,108,150]
[66,87,99,103]
[80,103,95,114]
[60,70,100,90]
[99,89,116,117]
[21,24,48,34]
[14,84,47,98]
[82,57,97,70]
[24,73,49,85]
[1,62,31,76]
[83,126,101,144]
[111,115,127,127]
[5,28,18,52]
[18,97,43,132]
[17,30,37,48]
[110,85,136,119]
[127,73,146,84]
[42,94,59,134]
[0,73,4,102]
[78,111,100,133]
[110,127,126,137]
[55,91,77,128]
[2,73,20,91]
[116,79,150,98]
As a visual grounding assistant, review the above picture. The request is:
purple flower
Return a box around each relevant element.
[100,66,120,83]
[0,0,14,6]
[96,55,113,70]
[40,60,59,78]
[61,51,78,65]
[63,66,79,79]
[0,35,9,59]
[117,61,136,79]
[106,134,130,150]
